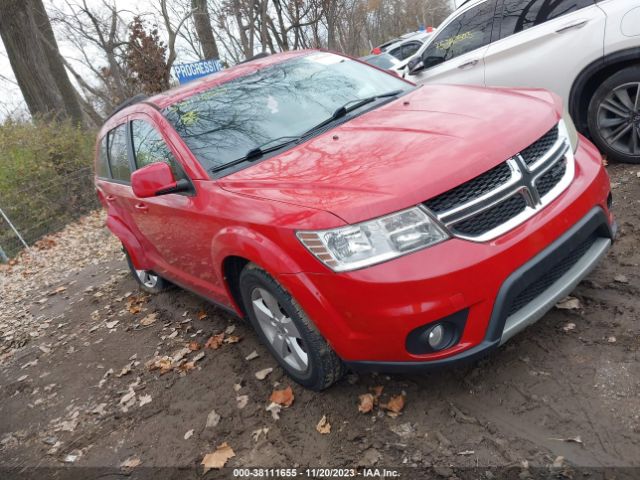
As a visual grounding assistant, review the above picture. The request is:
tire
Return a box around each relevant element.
[124,248,170,294]
[239,263,345,390]
[587,66,640,164]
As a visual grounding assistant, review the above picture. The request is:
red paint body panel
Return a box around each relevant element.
[94,50,613,366]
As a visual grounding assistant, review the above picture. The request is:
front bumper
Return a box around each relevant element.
[277,137,614,368]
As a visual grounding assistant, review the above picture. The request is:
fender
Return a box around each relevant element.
[211,225,307,277]
[569,47,640,134]
[105,215,153,270]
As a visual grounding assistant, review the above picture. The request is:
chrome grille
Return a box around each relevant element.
[423,123,574,242]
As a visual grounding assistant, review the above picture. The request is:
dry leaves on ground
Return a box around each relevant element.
[255,367,273,380]
[358,393,375,414]
[139,313,158,326]
[120,456,141,469]
[197,310,208,320]
[201,442,235,472]
[205,334,225,350]
[556,296,581,310]
[316,415,331,434]
[269,386,294,407]
[382,394,406,414]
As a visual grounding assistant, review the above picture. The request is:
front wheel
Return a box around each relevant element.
[587,66,640,164]
[239,264,345,390]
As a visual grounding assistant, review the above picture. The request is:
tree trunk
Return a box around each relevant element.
[31,0,86,125]
[0,0,81,122]
[191,0,219,59]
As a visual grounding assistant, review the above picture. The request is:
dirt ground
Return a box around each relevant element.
[1,163,639,479]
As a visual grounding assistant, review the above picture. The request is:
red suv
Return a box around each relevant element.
[95,51,615,390]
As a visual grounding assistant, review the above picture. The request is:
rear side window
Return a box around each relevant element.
[96,136,110,178]
[500,0,595,38]
[131,120,186,181]
[107,124,131,182]
[401,42,422,60]
[422,0,497,67]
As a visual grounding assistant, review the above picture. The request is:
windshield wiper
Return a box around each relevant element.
[209,90,404,174]
[210,136,301,173]
[300,89,404,138]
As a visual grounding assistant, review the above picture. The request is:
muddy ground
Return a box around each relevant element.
[1,164,639,479]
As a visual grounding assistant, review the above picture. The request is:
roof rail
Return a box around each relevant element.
[107,93,149,120]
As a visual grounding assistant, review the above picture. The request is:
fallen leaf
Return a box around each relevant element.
[316,415,331,434]
[184,429,194,440]
[556,296,581,310]
[138,394,152,407]
[197,310,208,320]
[206,409,221,428]
[205,333,225,350]
[251,427,269,442]
[562,322,576,332]
[120,456,141,468]
[187,341,200,351]
[607,336,617,343]
[553,456,565,468]
[237,395,249,409]
[224,324,236,335]
[614,274,629,284]
[201,443,235,472]
[255,367,273,380]
[382,394,406,414]
[245,351,259,361]
[270,386,294,407]
[224,335,241,344]
[139,313,157,326]
[105,320,119,329]
[265,402,281,420]
[358,393,375,414]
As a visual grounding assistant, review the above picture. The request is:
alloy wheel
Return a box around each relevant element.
[135,269,159,288]
[250,287,309,373]
[596,81,640,157]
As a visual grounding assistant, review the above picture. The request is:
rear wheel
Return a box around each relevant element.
[587,66,640,164]
[124,248,169,294]
[239,263,345,390]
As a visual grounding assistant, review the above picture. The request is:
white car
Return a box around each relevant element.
[405,0,640,163]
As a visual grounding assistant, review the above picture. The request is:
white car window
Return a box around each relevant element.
[499,0,596,38]
[420,0,497,69]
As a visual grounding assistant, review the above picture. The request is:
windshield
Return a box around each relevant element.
[163,52,413,173]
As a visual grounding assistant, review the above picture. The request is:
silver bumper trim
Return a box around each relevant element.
[500,237,611,344]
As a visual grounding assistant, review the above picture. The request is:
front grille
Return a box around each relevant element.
[422,122,571,240]
[520,126,559,166]
[451,194,527,236]
[424,162,512,214]
[506,233,597,317]
[535,159,566,198]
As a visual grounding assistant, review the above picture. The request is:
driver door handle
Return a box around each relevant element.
[458,59,479,69]
[134,202,148,212]
[556,19,588,33]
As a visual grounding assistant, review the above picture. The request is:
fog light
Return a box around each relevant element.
[428,324,445,349]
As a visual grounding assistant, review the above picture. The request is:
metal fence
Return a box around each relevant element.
[0,164,99,260]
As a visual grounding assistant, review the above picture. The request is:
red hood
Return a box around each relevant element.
[218,85,561,224]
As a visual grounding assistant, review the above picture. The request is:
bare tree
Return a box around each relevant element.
[0,0,85,124]
[191,0,220,59]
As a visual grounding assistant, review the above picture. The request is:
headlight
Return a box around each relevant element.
[561,112,579,153]
[297,206,449,272]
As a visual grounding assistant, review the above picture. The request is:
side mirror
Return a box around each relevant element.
[131,162,190,198]
[408,57,424,74]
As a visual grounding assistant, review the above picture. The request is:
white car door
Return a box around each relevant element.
[407,0,499,86]
[483,0,606,104]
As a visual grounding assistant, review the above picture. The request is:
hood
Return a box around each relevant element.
[218,85,561,224]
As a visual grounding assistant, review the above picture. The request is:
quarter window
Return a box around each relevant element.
[107,124,131,182]
[96,136,110,178]
[422,0,497,67]
[500,0,595,38]
[400,42,422,60]
[131,120,186,181]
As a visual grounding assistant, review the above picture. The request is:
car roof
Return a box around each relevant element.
[382,31,432,51]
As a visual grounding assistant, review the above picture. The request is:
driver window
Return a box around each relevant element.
[131,120,187,181]
[422,0,497,68]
